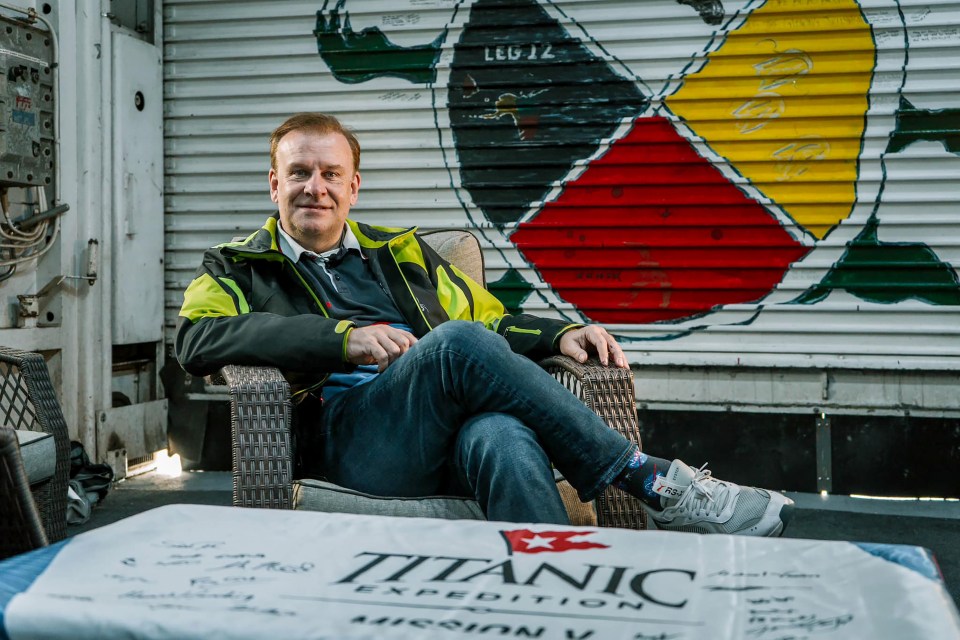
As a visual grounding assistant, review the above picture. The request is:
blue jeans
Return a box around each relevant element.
[310,321,635,523]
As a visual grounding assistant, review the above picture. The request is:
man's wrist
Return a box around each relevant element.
[553,324,584,350]
[336,321,356,362]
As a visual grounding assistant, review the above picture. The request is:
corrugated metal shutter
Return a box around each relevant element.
[164,0,960,374]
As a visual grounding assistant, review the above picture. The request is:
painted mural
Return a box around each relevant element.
[312,0,960,340]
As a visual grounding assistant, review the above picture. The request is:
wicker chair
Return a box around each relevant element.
[0,347,70,543]
[216,230,646,529]
[0,427,49,559]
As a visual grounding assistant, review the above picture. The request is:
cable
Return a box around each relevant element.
[0,186,59,269]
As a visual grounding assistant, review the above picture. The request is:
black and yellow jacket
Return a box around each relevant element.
[175,215,580,393]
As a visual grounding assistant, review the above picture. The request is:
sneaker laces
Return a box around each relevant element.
[672,463,735,518]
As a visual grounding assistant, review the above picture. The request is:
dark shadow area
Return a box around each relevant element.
[832,415,960,496]
[638,408,960,497]
[638,409,816,492]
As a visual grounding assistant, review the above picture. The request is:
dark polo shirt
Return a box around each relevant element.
[278,223,412,400]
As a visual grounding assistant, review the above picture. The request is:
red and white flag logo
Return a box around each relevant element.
[500,529,609,555]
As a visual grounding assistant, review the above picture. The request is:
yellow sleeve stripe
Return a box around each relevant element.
[464,277,506,330]
[220,278,250,314]
[179,273,244,322]
[341,325,354,362]
[436,266,471,321]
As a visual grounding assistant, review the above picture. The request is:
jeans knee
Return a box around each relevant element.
[458,413,548,475]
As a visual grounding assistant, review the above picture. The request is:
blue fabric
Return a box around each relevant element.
[321,363,379,401]
[322,323,414,401]
[308,320,634,523]
[854,542,943,582]
[0,540,68,640]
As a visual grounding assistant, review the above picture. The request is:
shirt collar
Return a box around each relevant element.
[277,222,364,263]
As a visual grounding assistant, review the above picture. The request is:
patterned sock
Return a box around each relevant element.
[613,448,672,511]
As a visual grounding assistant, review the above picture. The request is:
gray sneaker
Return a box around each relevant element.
[643,459,794,537]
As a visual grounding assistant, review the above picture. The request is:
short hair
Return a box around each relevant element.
[269,112,361,173]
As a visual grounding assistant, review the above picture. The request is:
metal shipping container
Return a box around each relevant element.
[163,0,960,454]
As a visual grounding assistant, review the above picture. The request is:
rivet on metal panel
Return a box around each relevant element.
[815,412,832,494]
[107,448,128,482]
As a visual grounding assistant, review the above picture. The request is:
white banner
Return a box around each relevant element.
[4,505,959,639]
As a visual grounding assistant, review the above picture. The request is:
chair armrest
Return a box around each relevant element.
[219,365,294,509]
[0,347,70,542]
[539,355,647,530]
[0,427,48,560]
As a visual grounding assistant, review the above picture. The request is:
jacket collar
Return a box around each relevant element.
[347,218,418,248]
[278,221,365,263]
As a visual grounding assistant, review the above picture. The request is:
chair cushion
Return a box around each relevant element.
[293,477,599,526]
[15,429,55,485]
[420,230,485,285]
[293,479,486,520]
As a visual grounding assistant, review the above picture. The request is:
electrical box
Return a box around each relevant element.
[0,15,54,188]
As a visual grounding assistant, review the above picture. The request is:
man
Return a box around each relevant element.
[176,112,794,535]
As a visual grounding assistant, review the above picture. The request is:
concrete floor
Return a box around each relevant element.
[71,469,960,610]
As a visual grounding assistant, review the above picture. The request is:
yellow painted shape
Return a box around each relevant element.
[667,0,874,239]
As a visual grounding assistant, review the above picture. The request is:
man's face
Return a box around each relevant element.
[269,129,360,253]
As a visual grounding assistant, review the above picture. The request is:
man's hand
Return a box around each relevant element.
[345,325,418,372]
[558,325,627,369]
